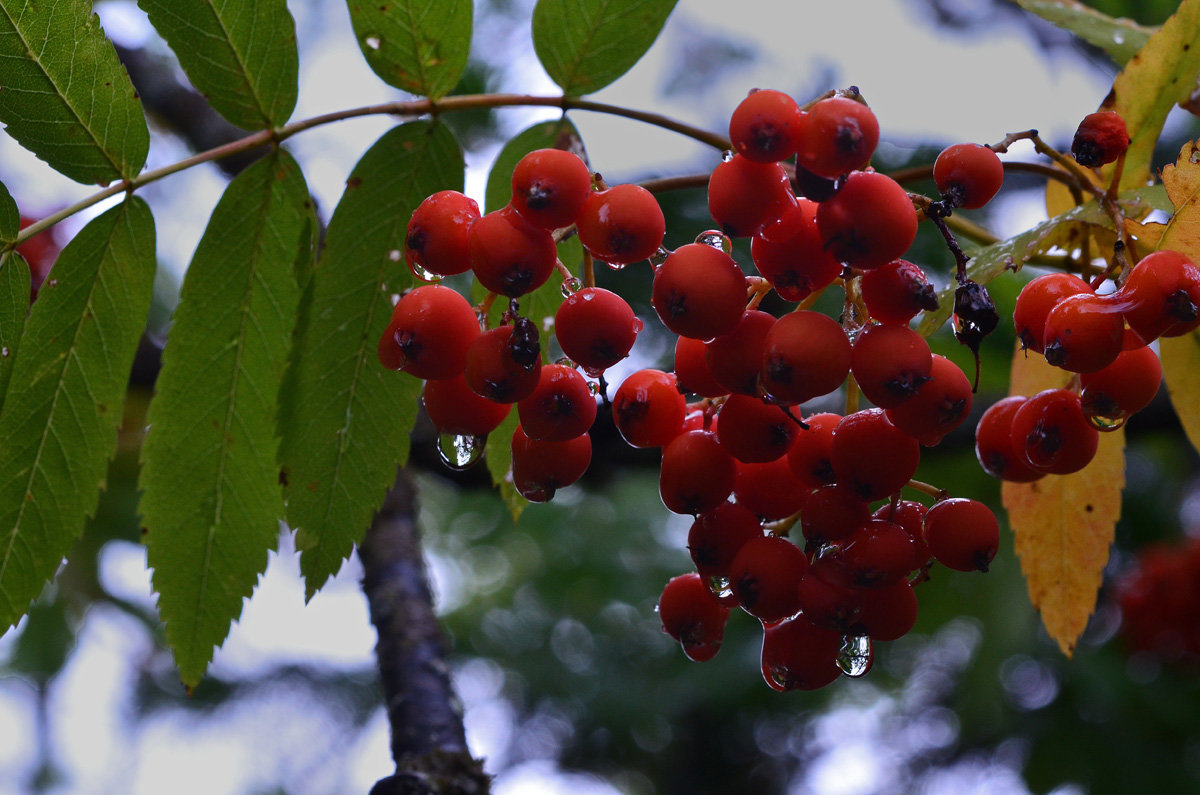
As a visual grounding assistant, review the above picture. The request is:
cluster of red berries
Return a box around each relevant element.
[976,247,1188,481]
[379,86,1017,693]
[1116,536,1200,667]
[378,147,664,497]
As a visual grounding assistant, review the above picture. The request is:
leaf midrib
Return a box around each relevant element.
[200,0,273,128]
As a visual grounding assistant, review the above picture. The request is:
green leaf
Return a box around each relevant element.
[485,409,525,522]
[1011,0,1153,66]
[346,0,472,100]
[0,198,156,633]
[0,251,30,405]
[533,0,679,96]
[140,150,312,687]
[0,180,17,244]
[917,185,1170,337]
[484,119,586,214]
[137,0,299,130]
[0,0,149,184]
[278,121,463,600]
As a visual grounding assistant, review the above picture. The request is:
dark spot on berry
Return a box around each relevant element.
[1166,288,1198,322]
[524,183,553,210]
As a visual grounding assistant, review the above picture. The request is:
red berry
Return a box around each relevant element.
[468,205,557,297]
[733,456,809,521]
[851,323,933,409]
[751,199,842,302]
[517,363,597,441]
[933,143,1004,209]
[555,287,639,375]
[785,412,840,490]
[510,148,592,230]
[729,89,804,163]
[660,430,737,515]
[974,396,1044,483]
[1042,292,1123,373]
[576,184,665,265]
[705,309,775,396]
[688,501,763,588]
[923,498,999,573]
[885,354,973,445]
[730,535,808,622]
[760,615,843,691]
[464,321,541,404]
[378,285,480,379]
[817,171,917,270]
[830,409,921,501]
[658,572,731,662]
[423,374,510,437]
[799,483,871,546]
[860,259,938,325]
[872,499,931,571]
[716,394,800,464]
[1011,388,1098,475]
[840,519,918,588]
[796,96,880,179]
[1080,345,1162,423]
[405,190,480,278]
[1114,249,1200,343]
[612,369,687,448]
[1013,273,1093,354]
[674,335,728,398]
[511,424,592,502]
[797,556,864,632]
[760,311,852,405]
[1071,110,1129,168]
[652,243,747,339]
[855,579,918,641]
[707,154,796,238]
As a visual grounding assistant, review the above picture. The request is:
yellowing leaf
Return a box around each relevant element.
[1103,0,1200,191]
[1161,332,1200,453]
[1001,348,1123,657]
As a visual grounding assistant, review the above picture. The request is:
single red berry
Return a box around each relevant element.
[729,89,805,163]
[1011,388,1098,475]
[1080,345,1161,423]
[840,519,918,588]
[785,412,840,490]
[1071,110,1129,167]
[378,285,480,379]
[799,483,871,546]
[830,409,921,501]
[660,430,737,515]
[974,396,1044,482]
[933,143,1004,209]
[751,199,842,302]
[652,243,747,339]
[796,96,880,179]
[468,205,557,297]
[850,323,933,409]
[1013,273,1093,354]
[730,535,808,622]
[854,578,918,641]
[885,354,973,445]
[464,321,542,403]
[517,363,598,441]
[733,456,809,521]
[760,311,852,405]
[510,148,592,230]
[576,184,666,265]
[1113,249,1200,343]
[705,310,775,396]
[817,171,917,270]
[923,498,1000,573]
[612,369,687,448]
[658,572,731,662]
[760,614,843,691]
[1042,292,1124,373]
[797,556,865,632]
[872,499,931,571]
[405,190,480,277]
[511,424,592,502]
[674,335,729,398]
[860,259,939,325]
[716,394,800,463]
[688,501,764,591]
[707,154,796,238]
[555,287,640,375]
[423,374,511,437]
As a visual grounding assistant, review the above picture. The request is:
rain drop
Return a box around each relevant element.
[707,575,733,601]
[561,276,583,297]
[605,260,627,271]
[408,261,443,283]
[388,249,402,262]
[649,247,671,268]
[1086,411,1128,432]
[0,346,8,358]
[837,633,873,677]
[437,433,486,470]
[694,229,733,255]
[364,35,382,50]
[721,149,736,162]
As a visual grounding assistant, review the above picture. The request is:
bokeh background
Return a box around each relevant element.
[2,0,1199,793]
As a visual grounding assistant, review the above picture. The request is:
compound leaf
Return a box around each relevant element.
[533,0,678,96]
[1001,348,1123,657]
[141,150,312,687]
[0,0,149,184]
[279,121,463,600]
[346,0,472,100]
[0,251,30,405]
[0,198,155,632]
[138,0,299,130]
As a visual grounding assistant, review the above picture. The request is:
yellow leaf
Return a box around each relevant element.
[1103,0,1200,191]
[1157,139,1200,459]
[1001,347,1123,657]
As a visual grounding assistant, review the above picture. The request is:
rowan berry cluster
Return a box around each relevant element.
[1117,536,1200,667]
[379,86,1015,692]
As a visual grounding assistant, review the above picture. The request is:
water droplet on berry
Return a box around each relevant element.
[586,379,601,394]
[605,260,627,271]
[1086,411,1128,432]
[555,356,577,368]
[561,277,583,297]
[837,633,873,677]
[694,229,733,255]
[721,150,735,162]
[364,34,382,50]
[767,665,791,690]
[649,248,671,268]
[436,432,486,470]
[408,261,442,283]
[631,317,644,333]
[707,575,733,601]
